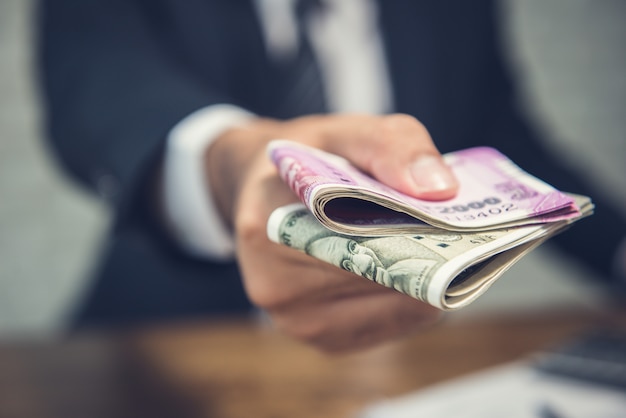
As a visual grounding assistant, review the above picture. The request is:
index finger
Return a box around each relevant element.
[321,113,459,200]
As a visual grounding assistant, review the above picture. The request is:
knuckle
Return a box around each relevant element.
[241,258,315,310]
[368,114,430,156]
[277,316,329,347]
[373,114,437,164]
[243,272,290,310]
[381,113,426,136]
[243,279,271,308]
[235,210,267,249]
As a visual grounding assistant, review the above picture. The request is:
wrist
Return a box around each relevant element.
[205,118,283,228]
[163,105,256,259]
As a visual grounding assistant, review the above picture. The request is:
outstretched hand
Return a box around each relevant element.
[206,113,459,352]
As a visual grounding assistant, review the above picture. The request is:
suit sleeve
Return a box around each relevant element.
[37,0,233,214]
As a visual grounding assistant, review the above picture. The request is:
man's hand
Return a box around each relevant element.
[206,113,459,353]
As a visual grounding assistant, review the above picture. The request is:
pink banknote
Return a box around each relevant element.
[267,140,581,232]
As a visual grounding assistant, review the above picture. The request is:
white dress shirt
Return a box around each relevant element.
[163,0,391,260]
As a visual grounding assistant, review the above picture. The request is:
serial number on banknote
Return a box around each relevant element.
[433,197,516,215]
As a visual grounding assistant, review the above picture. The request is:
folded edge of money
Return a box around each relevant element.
[266,140,582,236]
[267,203,582,311]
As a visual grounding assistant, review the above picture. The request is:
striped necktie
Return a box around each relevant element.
[275,0,328,118]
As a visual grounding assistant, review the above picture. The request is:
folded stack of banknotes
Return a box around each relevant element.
[266,140,593,311]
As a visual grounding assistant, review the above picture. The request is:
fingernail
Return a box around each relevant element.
[409,155,458,193]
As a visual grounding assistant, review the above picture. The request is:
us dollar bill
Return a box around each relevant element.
[267,199,592,311]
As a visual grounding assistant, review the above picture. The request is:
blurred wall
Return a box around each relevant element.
[0,0,624,334]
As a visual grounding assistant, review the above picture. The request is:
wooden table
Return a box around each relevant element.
[1,307,624,418]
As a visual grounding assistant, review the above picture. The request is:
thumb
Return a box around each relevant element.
[325,114,459,201]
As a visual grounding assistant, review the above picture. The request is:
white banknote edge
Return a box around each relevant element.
[267,202,310,244]
[425,224,554,309]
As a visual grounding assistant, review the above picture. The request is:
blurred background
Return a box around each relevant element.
[0,0,625,336]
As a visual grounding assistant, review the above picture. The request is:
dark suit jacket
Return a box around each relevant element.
[37,0,626,327]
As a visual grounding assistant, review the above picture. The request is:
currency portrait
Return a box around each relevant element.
[305,235,445,297]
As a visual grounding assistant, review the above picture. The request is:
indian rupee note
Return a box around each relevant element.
[267,203,574,310]
[267,140,584,236]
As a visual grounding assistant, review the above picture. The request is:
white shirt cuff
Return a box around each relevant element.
[163,104,255,260]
